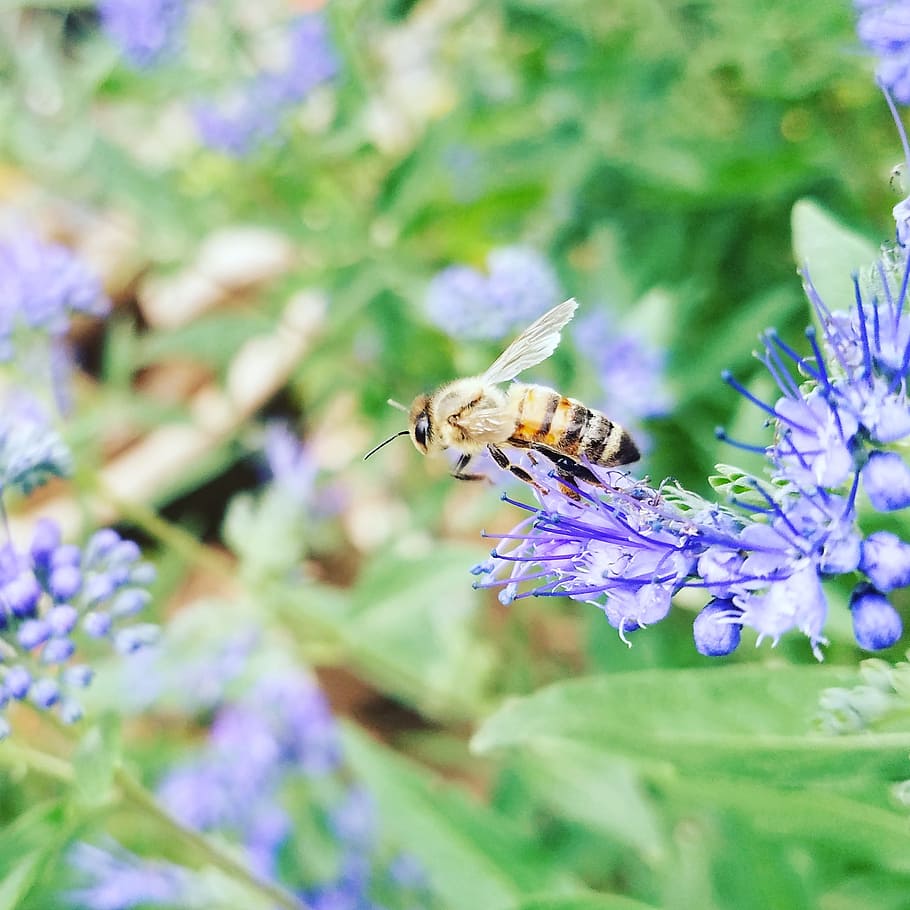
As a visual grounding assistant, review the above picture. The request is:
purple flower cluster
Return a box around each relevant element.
[572,308,673,448]
[855,1,910,103]
[98,0,190,69]
[0,518,156,736]
[475,250,910,659]
[69,671,433,909]
[425,246,560,341]
[0,393,72,494]
[0,229,109,361]
[191,15,338,157]
[0,229,109,415]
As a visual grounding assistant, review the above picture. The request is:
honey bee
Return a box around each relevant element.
[364,299,640,491]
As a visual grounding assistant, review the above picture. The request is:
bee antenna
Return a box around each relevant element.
[363,430,410,461]
[387,399,408,413]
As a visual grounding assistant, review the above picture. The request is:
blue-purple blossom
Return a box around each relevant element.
[67,841,193,910]
[855,1,910,104]
[425,246,560,340]
[264,421,318,507]
[0,393,72,494]
[573,309,673,431]
[69,670,431,909]
[98,0,190,69]
[0,229,109,357]
[476,242,910,658]
[191,14,337,157]
[0,518,156,734]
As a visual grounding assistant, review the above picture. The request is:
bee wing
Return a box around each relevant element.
[482,298,578,384]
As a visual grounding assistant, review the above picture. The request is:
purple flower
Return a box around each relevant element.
[426,246,560,340]
[861,450,910,509]
[191,14,337,157]
[0,393,72,494]
[850,583,903,650]
[263,421,318,507]
[67,841,192,910]
[693,599,742,657]
[573,309,673,431]
[0,519,156,736]
[478,244,910,658]
[0,230,109,414]
[856,1,910,104]
[98,0,190,69]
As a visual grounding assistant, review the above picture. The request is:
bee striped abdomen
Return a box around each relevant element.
[508,385,640,467]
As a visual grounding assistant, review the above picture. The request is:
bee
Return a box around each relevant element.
[364,299,640,491]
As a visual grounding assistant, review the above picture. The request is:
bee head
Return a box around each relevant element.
[408,394,433,454]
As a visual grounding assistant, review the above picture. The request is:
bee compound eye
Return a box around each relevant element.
[414,413,429,448]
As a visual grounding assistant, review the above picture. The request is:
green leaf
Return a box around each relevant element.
[506,895,661,910]
[72,715,121,807]
[791,199,879,314]
[514,743,666,861]
[472,666,910,784]
[342,723,581,910]
[0,852,43,910]
[289,547,496,720]
[0,802,68,909]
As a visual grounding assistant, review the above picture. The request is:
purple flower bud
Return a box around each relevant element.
[694,599,743,656]
[47,604,78,635]
[862,451,910,511]
[109,540,141,566]
[85,528,120,563]
[30,678,60,708]
[849,584,903,651]
[82,574,115,604]
[59,699,83,724]
[83,611,112,638]
[114,624,159,654]
[387,853,427,890]
[2,572,41,617]
[330,787,375,848]
[17,619,51,650]
[860,531,910,592]
[110,589,151,618]
[49,564,81,600]
[63,665,94,688]
[5,665,31,699]
[129,563,157,586]
[30,518,61,569]
[41,637,75,665]
[51,544,82,568]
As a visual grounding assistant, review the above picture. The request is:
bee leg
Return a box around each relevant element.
[487,444,549,495]
[531,444,604,487]
[451,453,488,482]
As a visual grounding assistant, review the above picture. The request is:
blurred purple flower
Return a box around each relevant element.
[264,421,318,507]
[426,246,560,340]
[0,519,156,735]
[192,14,338,157]
[856,0,910,103]
[0,392,72,493]
[67,841,192,910]
[98,0,190,69]
[573,309,673,438]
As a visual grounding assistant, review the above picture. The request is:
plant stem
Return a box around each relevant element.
[4,731,308,910]
[113,766,309,910]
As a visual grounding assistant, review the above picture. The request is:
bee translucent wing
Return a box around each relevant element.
[482,298,578,384]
